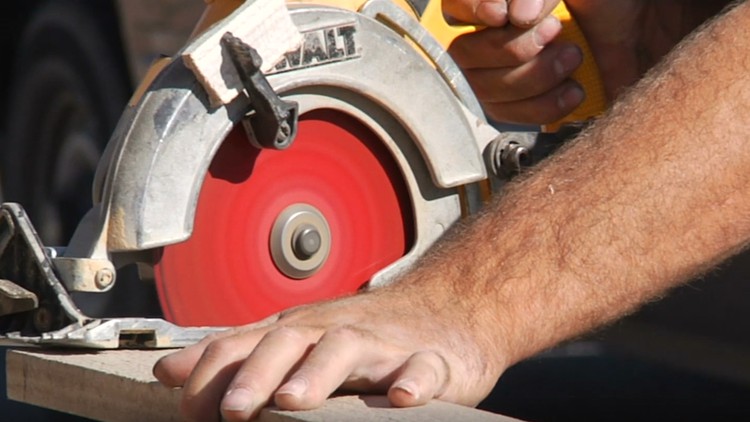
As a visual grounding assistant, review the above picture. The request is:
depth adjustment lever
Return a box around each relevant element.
[221,32,298,150]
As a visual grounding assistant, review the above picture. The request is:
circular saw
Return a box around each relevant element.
[0,0,604,347]
[143,0,496,326]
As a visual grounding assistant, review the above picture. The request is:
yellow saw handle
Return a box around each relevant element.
[420,0,606,131]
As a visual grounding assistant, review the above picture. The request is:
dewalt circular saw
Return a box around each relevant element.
[0,0,604,348]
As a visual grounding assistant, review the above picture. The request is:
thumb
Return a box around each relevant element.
[442,0,509,26]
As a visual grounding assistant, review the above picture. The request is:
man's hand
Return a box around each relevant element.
[446,0,584,124]
[154,283,506,422]
[448,0,730,124]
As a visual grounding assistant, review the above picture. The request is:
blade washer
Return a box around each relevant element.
[270,203,330,279]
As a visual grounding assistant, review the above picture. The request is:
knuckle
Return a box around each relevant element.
[490,27,540,63]
[412,349,442,364]
[210,330,231,341]
[264,325,305,343]
[325,325,363,342]
[201,337,239,363]
[424,351,451,384]
[200,331,227,346]
[499,40,537,64]
[405,351,453,401]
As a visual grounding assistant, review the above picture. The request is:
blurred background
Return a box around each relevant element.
[1,0,750,420]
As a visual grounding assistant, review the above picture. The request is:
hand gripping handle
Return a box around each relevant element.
[419,1,606,131]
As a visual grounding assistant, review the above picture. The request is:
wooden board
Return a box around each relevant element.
[6,349,520,422]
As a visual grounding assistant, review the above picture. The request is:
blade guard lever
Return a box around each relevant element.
[221,32,298,150]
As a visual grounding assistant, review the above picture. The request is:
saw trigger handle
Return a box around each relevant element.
[419,0,606,131]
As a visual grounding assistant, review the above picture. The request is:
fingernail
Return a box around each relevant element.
[533,16,561,47]
[553,46,583,77]
[512,0,543,24]
[558,84,585,111]
[476,1,507,26]
[222,387,254,412]
[392,379,420,401]
[277,377,308,398]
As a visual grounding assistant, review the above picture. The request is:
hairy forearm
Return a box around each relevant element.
[399,1,750,371]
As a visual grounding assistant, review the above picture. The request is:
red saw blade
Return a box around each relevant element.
[154,109,414,326]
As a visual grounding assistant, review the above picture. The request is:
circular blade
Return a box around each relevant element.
[154,109,414,326]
